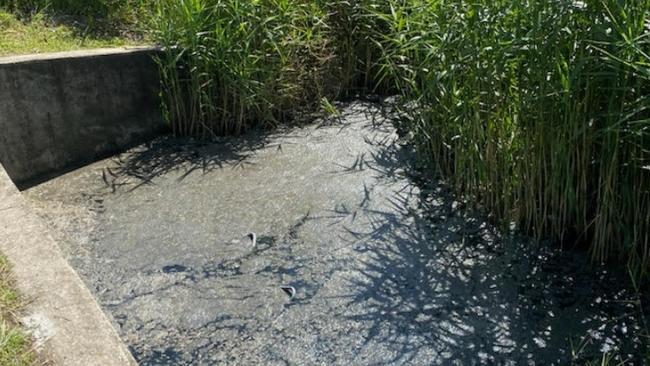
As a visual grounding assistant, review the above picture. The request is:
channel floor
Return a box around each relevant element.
[25,102,646,365]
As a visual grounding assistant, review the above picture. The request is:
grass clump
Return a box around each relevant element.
[315,0,392,96]
[0,255,36,366]
[152,0,395,136]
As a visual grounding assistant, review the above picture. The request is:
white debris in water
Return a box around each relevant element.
[533,337,547,348]
[601,337,616,354]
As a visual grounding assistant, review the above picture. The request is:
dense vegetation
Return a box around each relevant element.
[376,0,650,280]
[377,0,650,281]
[154,0,335,136]
[154,0,650,281]
[152,1,390,136]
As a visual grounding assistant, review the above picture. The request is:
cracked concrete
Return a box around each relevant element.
[25,102,648,365]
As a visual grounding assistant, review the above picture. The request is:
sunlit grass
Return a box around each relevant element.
[0,11,145,56]
[0,255,36,366]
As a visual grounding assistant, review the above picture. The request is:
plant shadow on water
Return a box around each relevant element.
[66,101,648,365]
[99,100,396,193]
[98,131,276,192]
[322,130,649,364]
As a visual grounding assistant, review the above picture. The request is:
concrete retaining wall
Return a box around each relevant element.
[0,47,165,189]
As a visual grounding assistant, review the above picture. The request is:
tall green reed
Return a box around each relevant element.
[153,0,649,276]
[153,0,395,136]
[314,0,393,96]
[154,0,344,136]
[371,0,650,276]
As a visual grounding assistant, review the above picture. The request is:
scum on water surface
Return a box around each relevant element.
[25,102,649,365]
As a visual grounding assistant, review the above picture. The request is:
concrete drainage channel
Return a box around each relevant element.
[0,49,648,365]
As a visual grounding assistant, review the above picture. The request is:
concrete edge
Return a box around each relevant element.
[0,163,137,366]
[0,46,160,65]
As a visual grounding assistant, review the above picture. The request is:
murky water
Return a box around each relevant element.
[25,102,647,365]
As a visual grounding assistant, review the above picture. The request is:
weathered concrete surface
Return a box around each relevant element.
[0,163,137,365]
[0,47,165,188]
[26,102,647,365]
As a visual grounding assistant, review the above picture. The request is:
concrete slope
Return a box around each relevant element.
[0,164,137,365]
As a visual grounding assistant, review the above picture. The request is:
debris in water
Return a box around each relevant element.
[246,233,257,247]
[163,265,189,274]
[281,286,296,300]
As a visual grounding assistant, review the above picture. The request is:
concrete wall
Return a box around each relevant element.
[0,48,165,189]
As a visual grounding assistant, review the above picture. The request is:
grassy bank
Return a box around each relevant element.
[0,0,150,22]
[153,0,649,282]
[0,0,150,56]
[0,11,142,56]
[0,255,36,365]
